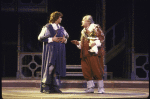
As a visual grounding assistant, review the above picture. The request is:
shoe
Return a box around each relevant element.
[52,87,62,93]
[97,80,105,94]
[98,88,105,94]
[43,89,62,94]
[43,90,53,94]
[85,80,95,93]
[85,88,94,93]
[41,83,51,93]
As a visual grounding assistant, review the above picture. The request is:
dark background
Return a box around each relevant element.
[1,0,148,77]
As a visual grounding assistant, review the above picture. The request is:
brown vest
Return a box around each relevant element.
[80,27,105,58]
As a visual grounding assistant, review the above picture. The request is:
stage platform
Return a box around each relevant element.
[2,77,149,88]
[2,77,149,98]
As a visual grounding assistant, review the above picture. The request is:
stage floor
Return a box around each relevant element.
[2,87,149,98]
[2,78,149,98]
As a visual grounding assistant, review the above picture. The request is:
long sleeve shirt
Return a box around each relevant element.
[38,23,69,43]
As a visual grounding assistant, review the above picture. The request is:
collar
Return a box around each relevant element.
[51,23,60,30]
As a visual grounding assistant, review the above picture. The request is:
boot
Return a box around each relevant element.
[41,83,53,94]
[85,80,95,93]
[97,80,105,94]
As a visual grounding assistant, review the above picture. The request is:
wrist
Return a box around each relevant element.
[76,41,79,45]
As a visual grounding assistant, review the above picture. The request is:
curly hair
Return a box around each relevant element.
[49,11,63,23]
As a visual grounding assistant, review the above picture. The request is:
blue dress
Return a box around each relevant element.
[38,23,69,92]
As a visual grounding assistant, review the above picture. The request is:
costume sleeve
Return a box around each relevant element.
[38,26,53,43]
[77,29,85,49]
[64,39,67,44]
[95,24,105,43]
[77,41,81,49]
[62,27,69,44]
[63,28,69,39]
[39,37,53,43]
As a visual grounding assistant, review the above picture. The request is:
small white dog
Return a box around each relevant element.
[88,37,101,54]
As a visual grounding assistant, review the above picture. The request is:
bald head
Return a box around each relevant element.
[81,15,94,27]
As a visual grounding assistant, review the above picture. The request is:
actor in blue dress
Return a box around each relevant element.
[38,11,69,93]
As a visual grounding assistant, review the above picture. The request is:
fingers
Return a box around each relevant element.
[53,37,60,42]
[53,34,66,43]
[60,35,65,43]
[71,40,76,43]
[71,40,74,43]
[71,40,78,45]
[55,38,60,42]
[60,38,64,43]
[58,37,63,40]
[71,40,77,42]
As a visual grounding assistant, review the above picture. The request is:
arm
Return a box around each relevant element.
[95,25,105,43]
[77,41,81,49]
[38,26,61,43]
[71,29,84,49]
[63,27,69,39]
[95,25,105,56]
[60,27,69,44]
[41,36,57,43]
[71,40,81,49]
[38,26,52,43]
[90,24,104,47]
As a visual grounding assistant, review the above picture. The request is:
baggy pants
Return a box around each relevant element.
[81,55,104,80]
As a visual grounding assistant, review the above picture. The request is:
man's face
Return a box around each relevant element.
[56,16,62,24]
[81,17,90,27]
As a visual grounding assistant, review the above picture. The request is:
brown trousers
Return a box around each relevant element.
[81,55,104,81]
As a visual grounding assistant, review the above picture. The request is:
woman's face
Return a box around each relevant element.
[56,16,62,24]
